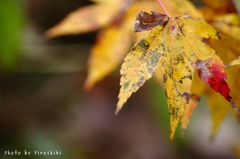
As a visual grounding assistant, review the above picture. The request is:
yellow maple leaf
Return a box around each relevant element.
[116,12,234,143]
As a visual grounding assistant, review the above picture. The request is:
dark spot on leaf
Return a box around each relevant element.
[179,28,184,36]
[189,75,192,80]
[175,34,181,40]
[164,90,168,98]
[137,76,145,87]
[149,53,161,67]
[138,39,150,53]
[123,81,130,90]
[182,92,190,103]
[163,74,167,83]
[160,43,165,51]
[139,39,149,47]
[148,68,153,73]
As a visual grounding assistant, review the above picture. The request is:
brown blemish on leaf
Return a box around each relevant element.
[134,11,169,32]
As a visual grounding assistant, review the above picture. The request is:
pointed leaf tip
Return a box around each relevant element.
[83,80,93,92]
[116,97,125,115]
[230,98,240,114]
[170,140,173,147]
[224,57,240,68]
[115,106,121,115]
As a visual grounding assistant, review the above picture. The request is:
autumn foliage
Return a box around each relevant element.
[46,0,240,145]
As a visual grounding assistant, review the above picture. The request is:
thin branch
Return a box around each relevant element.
[157,0,171,18]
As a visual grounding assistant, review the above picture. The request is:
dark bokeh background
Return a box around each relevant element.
[0,0,240,159]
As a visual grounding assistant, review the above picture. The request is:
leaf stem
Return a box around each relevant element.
[157,0,171,18]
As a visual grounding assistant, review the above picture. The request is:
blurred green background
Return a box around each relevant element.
[0,0,240,159]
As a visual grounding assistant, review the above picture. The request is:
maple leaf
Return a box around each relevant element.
[117,11,238,143]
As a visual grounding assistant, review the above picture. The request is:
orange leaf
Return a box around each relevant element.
[181,94,199,137]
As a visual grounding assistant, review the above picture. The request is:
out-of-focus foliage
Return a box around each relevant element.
[0,0,25,71]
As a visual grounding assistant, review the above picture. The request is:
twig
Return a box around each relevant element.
[157,0,171,17]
